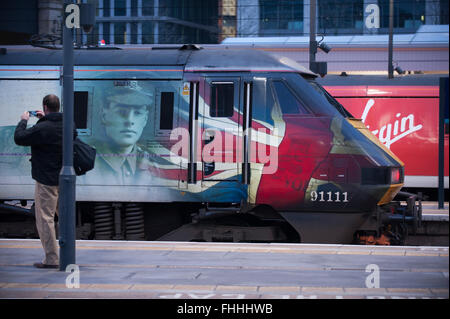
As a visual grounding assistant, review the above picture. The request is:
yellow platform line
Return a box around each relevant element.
[1,240,448,256]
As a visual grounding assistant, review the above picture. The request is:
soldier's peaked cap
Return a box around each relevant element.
[106,87,152,107]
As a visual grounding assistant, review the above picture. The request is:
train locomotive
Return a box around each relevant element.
[0,45,420,244]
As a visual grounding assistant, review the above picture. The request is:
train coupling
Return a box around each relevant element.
[385,191,423,235]
[357,191,423,245]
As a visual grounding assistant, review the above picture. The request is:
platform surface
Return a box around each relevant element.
[421,202,449,221]
[0,239,448,299]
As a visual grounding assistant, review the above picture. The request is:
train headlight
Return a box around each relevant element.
[390,167,404,184]
[378,167,404,205]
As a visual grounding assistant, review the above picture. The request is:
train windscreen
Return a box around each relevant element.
[306,79,353,118]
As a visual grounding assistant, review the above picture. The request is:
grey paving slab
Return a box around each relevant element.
[0,239,448,299]
[421,202,449,221]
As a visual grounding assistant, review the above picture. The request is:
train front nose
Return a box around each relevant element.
[345,118,405,205]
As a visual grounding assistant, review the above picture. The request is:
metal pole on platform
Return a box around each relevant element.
[438,77,448,209]
[309,0,317,73]
[388,0,394,79]
[59,0,76,271]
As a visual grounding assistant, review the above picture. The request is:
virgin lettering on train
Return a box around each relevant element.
[361,99,423,149]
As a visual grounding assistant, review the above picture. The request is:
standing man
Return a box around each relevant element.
[14,94,74,268]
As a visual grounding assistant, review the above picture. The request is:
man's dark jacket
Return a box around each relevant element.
[14,113,76,186]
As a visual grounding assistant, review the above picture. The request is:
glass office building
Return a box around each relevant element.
[92,0,219,44]
[255,0,448,37]
[1,0,447,45]
[89,0,448,44]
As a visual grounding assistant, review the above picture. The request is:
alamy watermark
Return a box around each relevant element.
[365,264,380,288]
[65,264,80,289]
[65,4,81,29]
[365,4,380,29]
[169,127,280,174]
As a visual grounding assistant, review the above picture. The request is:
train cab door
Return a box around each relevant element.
[200,77,242,189]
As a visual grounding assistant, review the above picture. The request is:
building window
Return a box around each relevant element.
[142,21,154,43]
[130,22,137,44]
[114,22,126,44]
[318,0,363,35]
[142,0,154,16]
[103,0,110,17]
[260,0,304,35]
[441,0,449,24]
[379,0,425,31]
[114,0,126,16]
[94,0,219,45]
[103,22,111,44]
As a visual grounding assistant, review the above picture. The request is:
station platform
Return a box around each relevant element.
[421,202,449,221]
[0,239,448,299]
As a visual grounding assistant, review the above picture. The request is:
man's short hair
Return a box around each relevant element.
[43,94,60,112]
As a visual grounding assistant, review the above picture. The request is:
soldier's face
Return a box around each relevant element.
[102,102,149,148]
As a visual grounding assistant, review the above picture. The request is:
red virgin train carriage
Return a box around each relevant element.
[0,45,422,244]
[318,74,449,192]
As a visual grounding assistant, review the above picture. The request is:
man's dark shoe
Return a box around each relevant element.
[33,262,59,269]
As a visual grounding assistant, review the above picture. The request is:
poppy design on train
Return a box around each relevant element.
[0,45,420,244]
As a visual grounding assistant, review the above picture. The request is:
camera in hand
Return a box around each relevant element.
[29,111,38,117]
